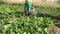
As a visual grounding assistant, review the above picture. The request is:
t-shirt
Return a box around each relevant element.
[24,1,31,8]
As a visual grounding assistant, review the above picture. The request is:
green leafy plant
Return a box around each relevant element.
[0,4,56,34]
[0,16,54,34]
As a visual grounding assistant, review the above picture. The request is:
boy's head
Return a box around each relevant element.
[25,0,28,2]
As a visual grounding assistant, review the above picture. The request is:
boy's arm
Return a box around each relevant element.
[28,1,31,8]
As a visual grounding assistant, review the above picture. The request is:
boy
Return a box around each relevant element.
[24,0,31,16]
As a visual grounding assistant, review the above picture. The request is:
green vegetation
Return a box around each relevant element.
[0,4,60,34]
[0,4,23,13]
[35,5,60,16]
[0,15,54,34]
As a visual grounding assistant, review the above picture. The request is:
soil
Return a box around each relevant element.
[48,22,60,34]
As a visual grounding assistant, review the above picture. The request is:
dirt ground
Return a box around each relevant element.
[0,0,58,6]
[48,22,60,34]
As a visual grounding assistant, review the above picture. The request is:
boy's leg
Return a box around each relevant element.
[24,7,30,16]
[26,7,30,16]
[25,7,29,16]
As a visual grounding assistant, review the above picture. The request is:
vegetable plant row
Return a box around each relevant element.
[0,4,54,34]
[0,15,54,34]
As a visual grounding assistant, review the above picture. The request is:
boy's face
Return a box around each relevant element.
[25,0,28,2]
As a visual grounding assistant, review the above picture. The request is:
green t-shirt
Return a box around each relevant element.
[24,1,31,8]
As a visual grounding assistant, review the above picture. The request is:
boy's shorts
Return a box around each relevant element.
[25,7,30,11]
